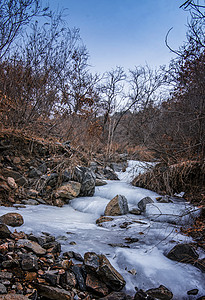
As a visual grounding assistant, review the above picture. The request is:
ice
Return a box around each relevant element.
[0,160,204,298]
[116,160,155,182]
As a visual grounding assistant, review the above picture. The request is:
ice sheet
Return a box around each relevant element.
[0,160,204,299]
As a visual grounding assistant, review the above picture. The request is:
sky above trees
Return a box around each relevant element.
[49,0,190,73]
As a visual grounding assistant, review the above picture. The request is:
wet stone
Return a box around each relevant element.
[20,254,38,271]
[0,213,24,227]
[146,285,173,300]
[0,224,11,238]
[0,283,7,294]
[84,252,100,273]
[71,265,86,291]
[86,273,109,297]
[187,289,199,295]
[17,239,46,255]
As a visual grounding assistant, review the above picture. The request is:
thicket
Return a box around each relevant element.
[0,0,204,166]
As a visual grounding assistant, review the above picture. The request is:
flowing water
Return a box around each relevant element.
[1,161,205,299]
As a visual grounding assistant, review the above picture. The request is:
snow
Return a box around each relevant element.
[0,160,204,299]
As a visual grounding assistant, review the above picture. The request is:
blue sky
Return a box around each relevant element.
[49,0,190,73]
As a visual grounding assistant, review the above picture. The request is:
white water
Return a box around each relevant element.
[0,161,204,299]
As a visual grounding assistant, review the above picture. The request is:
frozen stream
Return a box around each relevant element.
[0,161,205,299]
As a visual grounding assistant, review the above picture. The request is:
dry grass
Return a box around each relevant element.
[132,160,205,203]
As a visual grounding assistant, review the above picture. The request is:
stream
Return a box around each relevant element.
[0,161,205,299]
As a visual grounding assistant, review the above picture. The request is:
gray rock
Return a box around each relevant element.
[45,173,58,187]
[138,197,154,212]
[0,213,24,227]
[20,254,38,271]
[84,252,100,273]
[0,283,7,294]
[28,167,42,178]
[44,270,59,286]
[129,208,141,215]
[166,243,199,264]
[17,239,46,255]
[103,167,119,180]
[71,265,86,291]
[2,259,19,268]
[0,272,13,279]
[146,285,173,299]
[73,166,96,196]
[97,254,126,291]
[55,181,81,200]
[2,169,27,186]
[187,289,198,295]
[0,224,11,238]
[36,284,71,300]
[104,195,129,216]
[96,179,107,186]
[22,199,39,205]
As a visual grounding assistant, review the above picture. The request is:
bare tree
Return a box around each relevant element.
[0,0,48,59]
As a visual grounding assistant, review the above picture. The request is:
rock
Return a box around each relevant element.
[124,237,139,244]
[99,291,130,300]
[84,252,100,273]
[0,295,29,299]
[7,177,18,189]
[73,166,96,196]
[187,289,199,295]
[28,167,42,178]
[28,233,55,247]
[2,169,27,186]
[146,285,173,299]
[0,283,7,294]
[27,189,39,198]
[103,167,119,180]
[0,272,13,280]
[138,197,154,212]
[13,157,21,164]
[166,243,199,264]
[46,173,59,187]
[43,241,61,254]
[17,239,46,255]
[20,254,38,271]
[0,213,24,227]
[36,284,72,300]
[0,224,11,238]
[104,195,129,216]
[2,259,19,268]
[134,289,151,300]
[96,179,107,186]
[66,271,77,287]
[71,265,86,291]
[98,255,126,291]
[86,273,109,297]
[22,199,39,205]
[129,209,141,215]
[96,216,114,225]
[55,181,81,200]
[44,270,59,286]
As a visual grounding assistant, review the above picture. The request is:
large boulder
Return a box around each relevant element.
[104,195,129,216]
[84,252,126,292]
[138,196,154,212]
[55,181,81,200]
[73,166,96,196]
[97,254,126,291]
[166,243,199,264]
[0,213,24,227]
